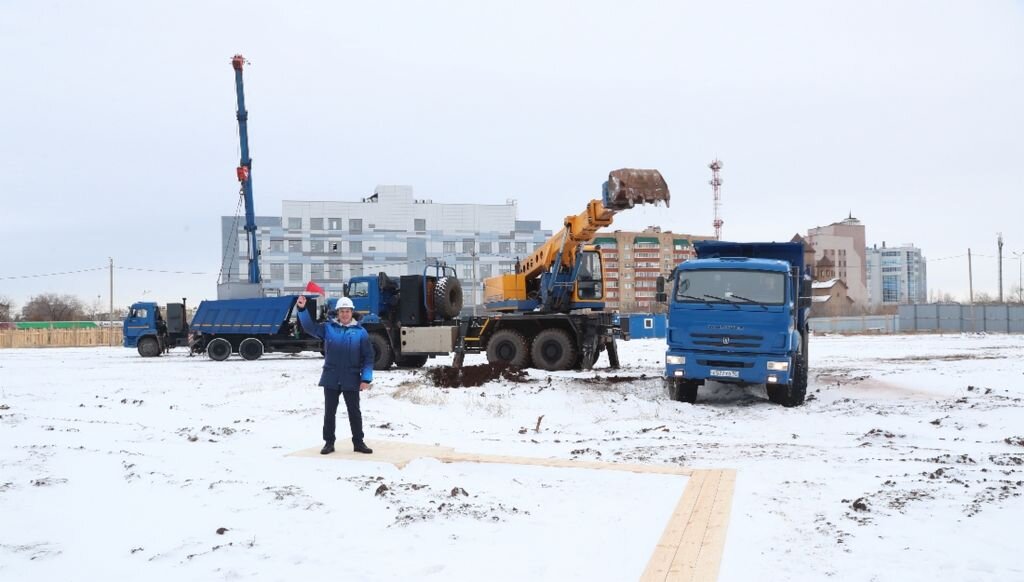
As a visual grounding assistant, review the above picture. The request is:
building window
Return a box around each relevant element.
[349,219,362,234]
[882,275,899,303]
[500,261,515,274]
[499,241,511,255]
[328,218,342,230]
[328,262,344,281]
[414,218,426,232]
[350,241,362,253]
[515,242,527,255]
[479,242,492,254]
[351,263,364,277]
[310,218,324,231]
[479,264,493,278]
[270,263,284,281]
[462,239,475,254]
[310,240,325,253]
[462,266,473,279]
[287,239,302,253]
[310,264,324,281]
[270,239,284,253]
[287,217,302,230]
[443,241,456,254]
[330,241,341,253]
[288,263,303,281]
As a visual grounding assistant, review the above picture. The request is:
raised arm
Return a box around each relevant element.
[295,296,325,339]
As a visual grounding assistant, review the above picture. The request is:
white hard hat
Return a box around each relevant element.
[336,297,355,310]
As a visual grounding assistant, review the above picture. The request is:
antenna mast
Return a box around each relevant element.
[710,159,723,240]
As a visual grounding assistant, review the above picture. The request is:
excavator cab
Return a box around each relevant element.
[573,247,604,302]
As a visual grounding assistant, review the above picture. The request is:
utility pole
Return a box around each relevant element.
[109,257,114,345]
[1013,251,1024,303]
[997,233,1004,302]
[968,248,974,304]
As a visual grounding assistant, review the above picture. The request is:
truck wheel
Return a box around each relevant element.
[667,378,699,403]
[137,336,161,358]
[486,329,531,368]
[433,276,463,319]
[370,333,394,370]
[239,338,264,361]
[396,354,429,368]
[767,351,807,407]
[207,337,232,361]
[530,329,577,371]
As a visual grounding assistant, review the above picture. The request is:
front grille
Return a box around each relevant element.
[698,359,753,368]
[690,332,763,348]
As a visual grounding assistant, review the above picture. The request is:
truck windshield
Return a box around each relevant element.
[674,269,785,306]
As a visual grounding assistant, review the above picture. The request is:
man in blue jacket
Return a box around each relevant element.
[296,295,374,455]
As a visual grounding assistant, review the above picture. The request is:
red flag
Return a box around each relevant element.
[305,280,325,295]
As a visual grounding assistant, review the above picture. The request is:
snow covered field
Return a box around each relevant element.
[1,334,1022,581]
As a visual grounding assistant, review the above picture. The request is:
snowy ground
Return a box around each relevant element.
[1,334,1022,581]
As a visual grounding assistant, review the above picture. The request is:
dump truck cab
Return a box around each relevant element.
[123,300,189,356]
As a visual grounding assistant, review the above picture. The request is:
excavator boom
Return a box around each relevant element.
[484,169,670,312]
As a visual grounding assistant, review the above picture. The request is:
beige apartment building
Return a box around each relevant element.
[806,215,868,308]
[595,227,715,313]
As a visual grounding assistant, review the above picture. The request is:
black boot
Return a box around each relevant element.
[320,441,335,455]
[353,441,373,454]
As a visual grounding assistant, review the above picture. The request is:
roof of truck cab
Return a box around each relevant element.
[676,257,792,272]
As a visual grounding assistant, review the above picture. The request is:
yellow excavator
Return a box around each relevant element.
[453,169,670,371]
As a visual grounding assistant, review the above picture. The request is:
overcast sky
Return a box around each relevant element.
[1,0,1022,310]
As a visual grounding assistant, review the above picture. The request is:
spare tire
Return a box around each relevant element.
[433,276,463,319]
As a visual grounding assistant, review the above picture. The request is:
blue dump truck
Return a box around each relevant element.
[123,295,326,359]
[661,241,812,407]
[124,266,463,365]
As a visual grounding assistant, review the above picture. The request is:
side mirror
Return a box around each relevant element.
[655,275,667,303]
[343,283,350,296]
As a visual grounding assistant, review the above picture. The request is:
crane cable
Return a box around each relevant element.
[217,193,246,285]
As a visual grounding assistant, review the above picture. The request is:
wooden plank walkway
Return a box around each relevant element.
[290,440,735,581]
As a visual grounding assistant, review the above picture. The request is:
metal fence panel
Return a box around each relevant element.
[984,305,1009,333]
[1010,306,1024,333]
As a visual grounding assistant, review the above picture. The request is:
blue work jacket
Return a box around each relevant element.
[297,308,374,391]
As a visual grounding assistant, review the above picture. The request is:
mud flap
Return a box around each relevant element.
[606,338,620,369]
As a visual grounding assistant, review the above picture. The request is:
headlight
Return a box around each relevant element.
[767,360,789,371]
[666,355,686,365]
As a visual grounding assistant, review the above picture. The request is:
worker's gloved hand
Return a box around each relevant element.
[296,295,307,310]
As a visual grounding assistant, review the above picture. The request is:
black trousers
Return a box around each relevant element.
[323,388,363,444]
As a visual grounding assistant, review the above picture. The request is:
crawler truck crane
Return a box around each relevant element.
[452,169,671,371]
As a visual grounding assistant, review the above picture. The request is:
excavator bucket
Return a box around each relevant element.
[605,168,671,209]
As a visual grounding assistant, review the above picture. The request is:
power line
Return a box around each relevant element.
[0,267,106,280]
[116,266,210,276]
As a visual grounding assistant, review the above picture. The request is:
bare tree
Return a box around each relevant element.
[973,291,995,305]
[0,296,12,321]
[20,293,86,321]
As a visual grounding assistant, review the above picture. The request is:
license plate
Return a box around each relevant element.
[710,369,739,378]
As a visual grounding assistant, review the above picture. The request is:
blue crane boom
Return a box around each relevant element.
[231,54,260,284]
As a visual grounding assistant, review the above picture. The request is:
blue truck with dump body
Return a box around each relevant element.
[124,266,464,364]
[662,241,812,406]
[123,295,327,360]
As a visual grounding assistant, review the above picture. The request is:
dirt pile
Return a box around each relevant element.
[426,363,529,388]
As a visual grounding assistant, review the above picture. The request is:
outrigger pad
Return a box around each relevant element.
[605,168,671,209]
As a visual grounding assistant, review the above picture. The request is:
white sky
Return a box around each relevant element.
[1,0,1022,310]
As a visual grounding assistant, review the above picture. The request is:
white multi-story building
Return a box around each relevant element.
[219,185,551,304]
[866,243,927,307]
